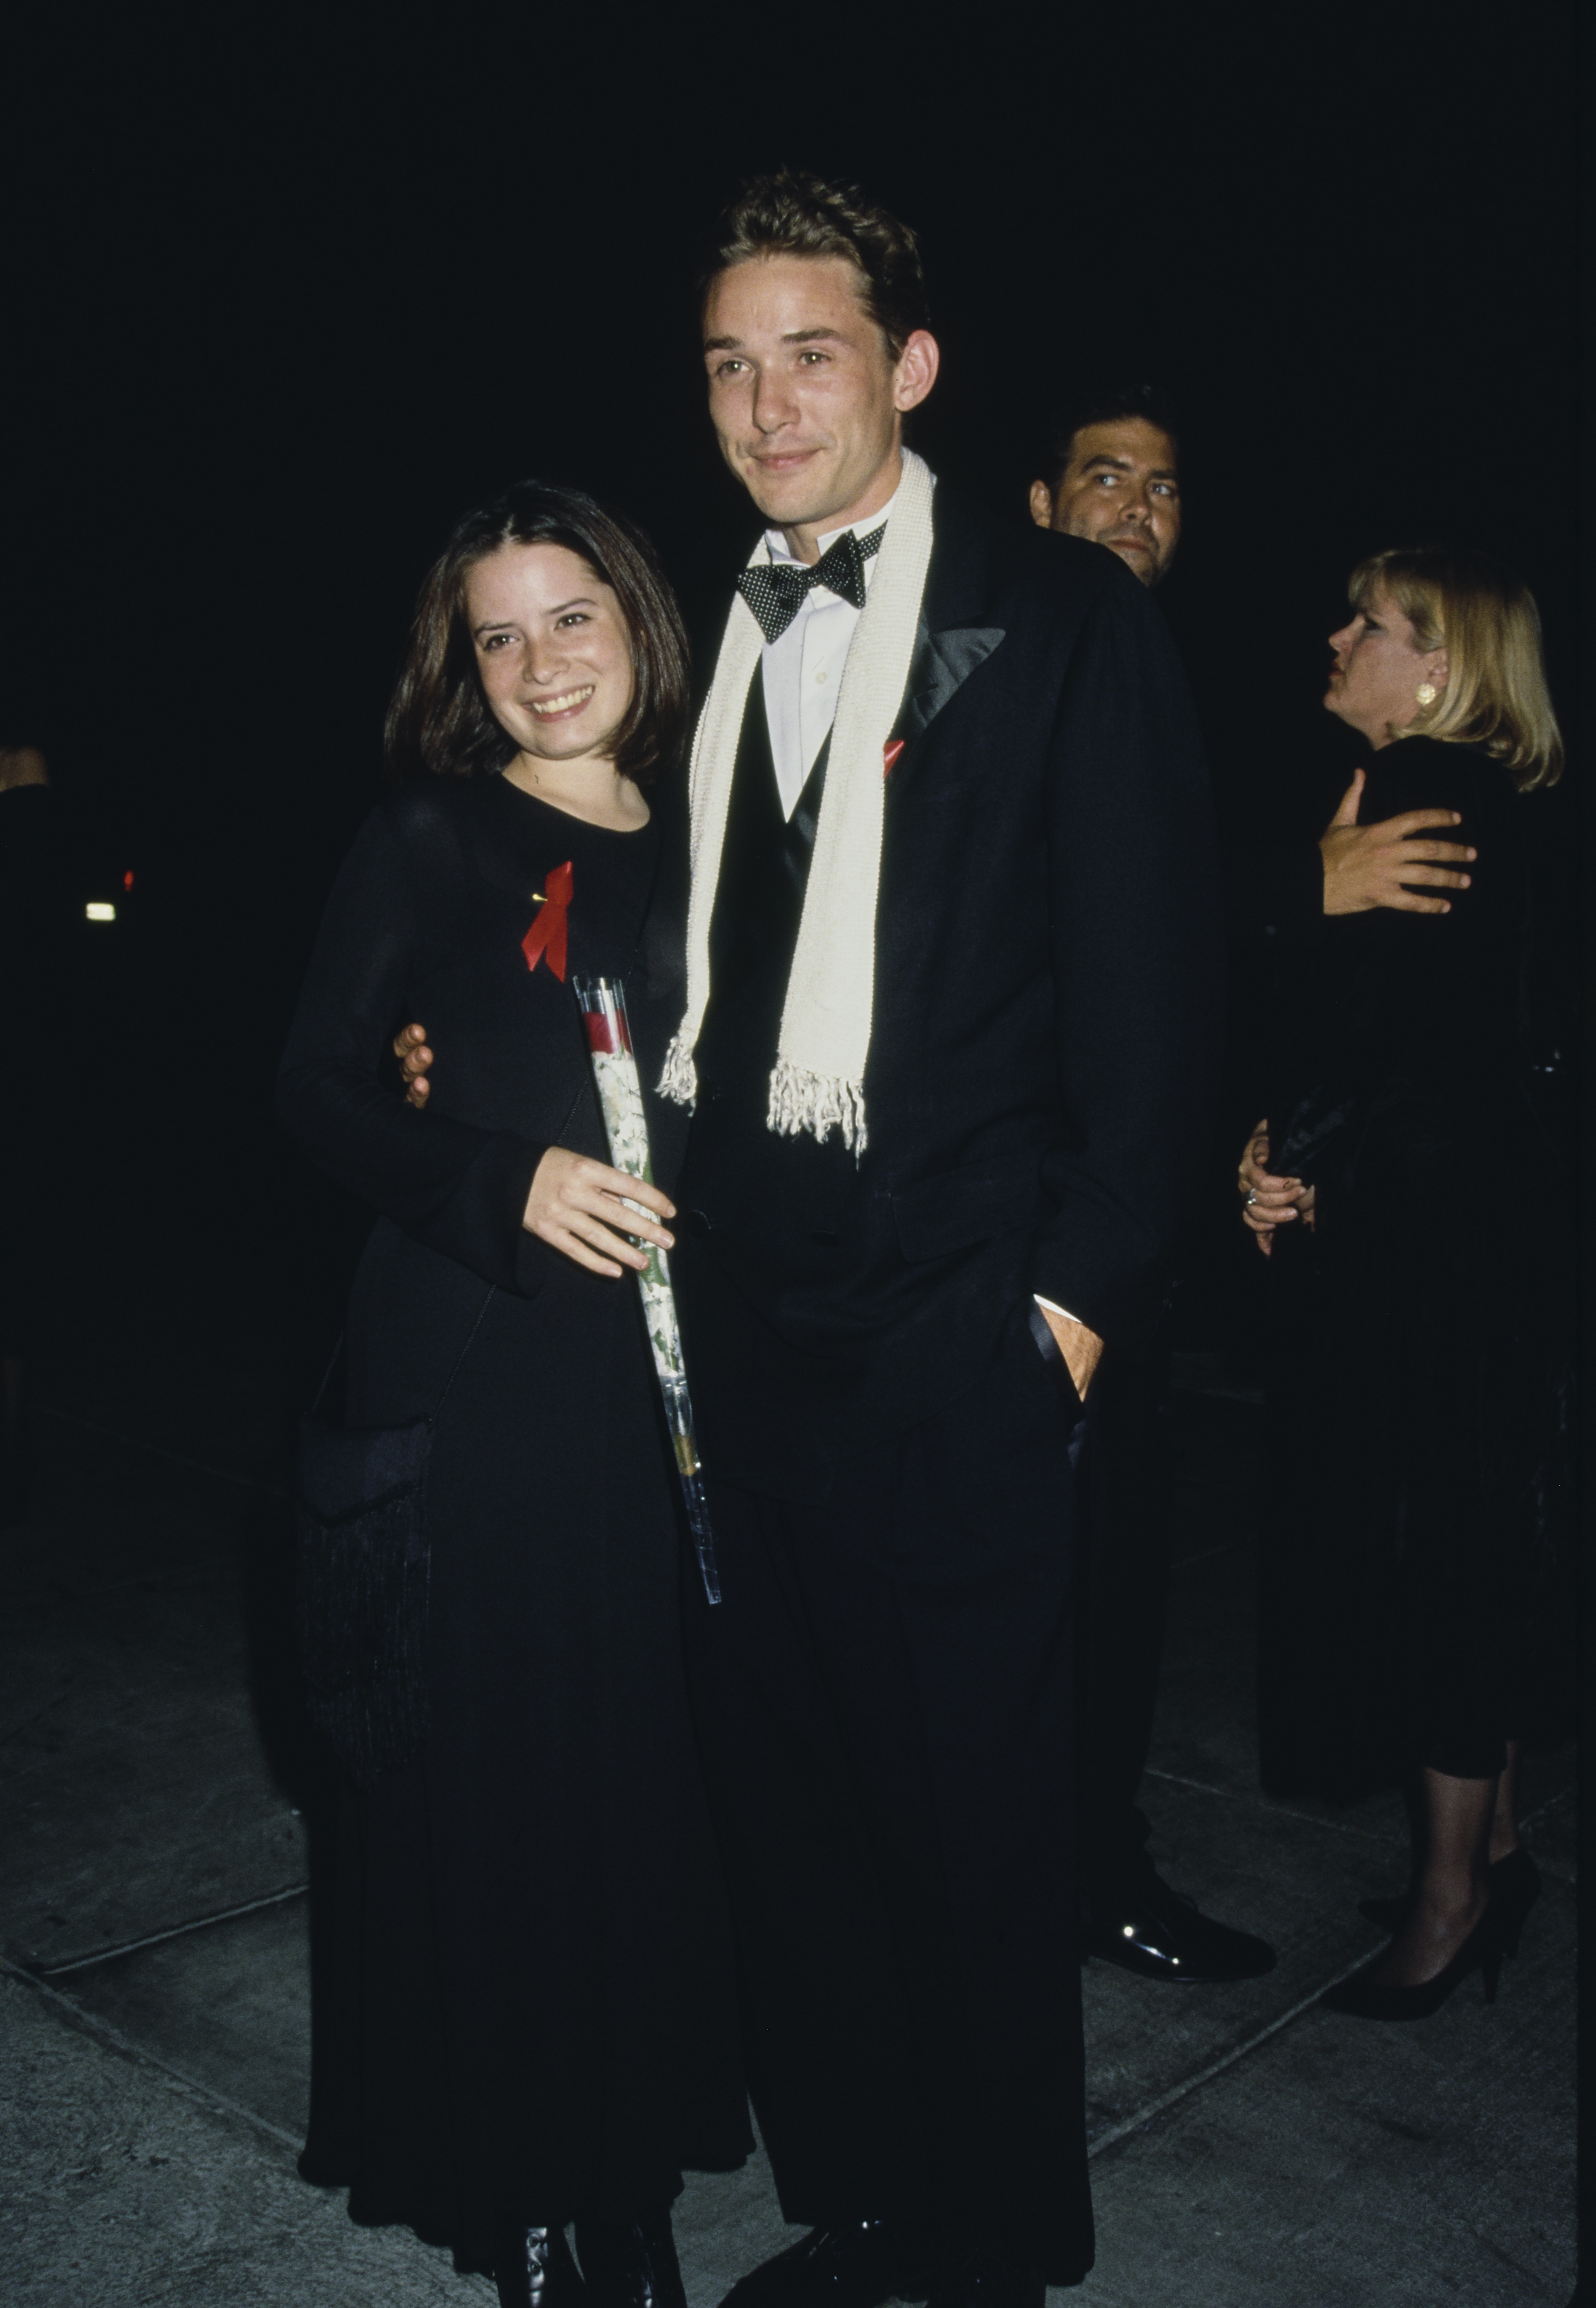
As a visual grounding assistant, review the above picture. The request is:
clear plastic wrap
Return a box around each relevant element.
[572,974,720,1604]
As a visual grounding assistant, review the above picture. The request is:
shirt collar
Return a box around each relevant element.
[763,479,901,570]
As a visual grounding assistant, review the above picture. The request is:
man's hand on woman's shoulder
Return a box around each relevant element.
[1319,768,1476,917]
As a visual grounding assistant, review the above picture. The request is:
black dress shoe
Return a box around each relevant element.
[496,2226,587,2308]
[1085,1871,1276,1982]
[719,2217,950,2308]
[924,2248,1044,2308]
[575,2208,687,2308]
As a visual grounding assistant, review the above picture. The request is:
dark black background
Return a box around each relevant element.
[1,7,1583,1364]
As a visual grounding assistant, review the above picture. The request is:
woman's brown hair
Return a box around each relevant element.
[385,481,691,786]
[1349,545,1564,791]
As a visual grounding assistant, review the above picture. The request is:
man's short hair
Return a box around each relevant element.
[698,169,929,358]
[1037,383,1181,494]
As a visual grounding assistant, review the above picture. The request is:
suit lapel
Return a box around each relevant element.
[899,621,1006,742]
[888,486,1009,776]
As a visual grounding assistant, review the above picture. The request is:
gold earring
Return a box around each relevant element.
[1415,682,1438,707]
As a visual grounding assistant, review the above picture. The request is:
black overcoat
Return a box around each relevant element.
[1260,736,1575,1800]
[275,775,749,2271]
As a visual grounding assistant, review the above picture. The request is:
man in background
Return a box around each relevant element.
[1031,384,1182,589]
[1028,388,1476,1987]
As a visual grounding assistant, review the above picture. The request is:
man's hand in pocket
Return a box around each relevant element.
[1037,1301,1103,1402]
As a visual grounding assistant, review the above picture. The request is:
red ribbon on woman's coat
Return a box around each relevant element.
[521,860,573,982]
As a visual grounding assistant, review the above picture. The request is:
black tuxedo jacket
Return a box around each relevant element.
[671,484,1220,1499]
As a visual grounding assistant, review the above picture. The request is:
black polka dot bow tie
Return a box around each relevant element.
[735,523,886,644]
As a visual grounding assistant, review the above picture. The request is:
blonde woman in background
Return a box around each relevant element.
[1238,546,1572,2021]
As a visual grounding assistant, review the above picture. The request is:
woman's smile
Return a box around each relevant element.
[465,541,641,797]
[529,684,597,720]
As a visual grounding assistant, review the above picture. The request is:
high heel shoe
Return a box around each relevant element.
[1321,1894,1506,2022]
[496,2226,587,2308]
[574,2206,687,2308]
[1491,1847,1544,1954]
[1359,1846,1542,1954]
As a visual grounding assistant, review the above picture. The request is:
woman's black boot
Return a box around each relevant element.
[496,2226,587,2308]
[574,2206,687,2308]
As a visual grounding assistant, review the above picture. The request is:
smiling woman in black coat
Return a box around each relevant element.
[276,483,749,2307]
[1239,545,1570,2025]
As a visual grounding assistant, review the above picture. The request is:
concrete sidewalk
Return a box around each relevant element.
[0,1366,1576,2305]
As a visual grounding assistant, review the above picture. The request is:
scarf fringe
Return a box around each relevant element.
[766,1059,868,1154]
[658,1037,698,1109]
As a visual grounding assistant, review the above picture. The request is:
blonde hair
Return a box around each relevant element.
[1349,545,1564,791]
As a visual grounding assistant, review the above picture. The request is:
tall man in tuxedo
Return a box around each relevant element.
[664,174,1219,2308]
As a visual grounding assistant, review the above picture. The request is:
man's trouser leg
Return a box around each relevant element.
[681,1312,1095,2288]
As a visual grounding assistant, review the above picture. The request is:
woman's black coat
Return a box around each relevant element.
[1259,737,1573,1802]
[276,774,748,2270]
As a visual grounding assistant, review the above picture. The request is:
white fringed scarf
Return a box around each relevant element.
[659,449,936,1153]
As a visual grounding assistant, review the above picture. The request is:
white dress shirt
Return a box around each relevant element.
[757,485,900,821]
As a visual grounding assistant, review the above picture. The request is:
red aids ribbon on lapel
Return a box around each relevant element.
[521,860,573,982]
[883,739,905,779]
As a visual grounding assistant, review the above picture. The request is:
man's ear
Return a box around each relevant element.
[1028,479,1056,531]
[892,329,940,413]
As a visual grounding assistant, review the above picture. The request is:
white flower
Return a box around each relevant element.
[590,1044,687,1385]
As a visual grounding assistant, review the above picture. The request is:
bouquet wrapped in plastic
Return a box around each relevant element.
[572,975,720,1604]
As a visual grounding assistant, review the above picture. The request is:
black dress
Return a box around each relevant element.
[1259,737,1574,1803]
[276,774,749,2275]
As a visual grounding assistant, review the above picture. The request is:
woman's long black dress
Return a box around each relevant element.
[276,774,749,2274]
[1259,736,1573,1805]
